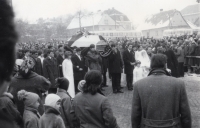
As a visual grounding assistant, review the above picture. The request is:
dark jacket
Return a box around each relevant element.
[0,93,23,128]
[71,54,86,80]
[9,71,51,115]
[57,89,78,128]
[43,57,59,88]
[85,51,102,72]
[72,92,119,128]
[39,106,65,128]
[123,50,135,74]
[109,50,123,74]
[23,107,40,128]
[194,45,200,56]
[57,54,64,77]
[131,69,191,128]
[175,47,184,63]
[34,58,43,76]
[164,50,178,77]
[188,44,196,56]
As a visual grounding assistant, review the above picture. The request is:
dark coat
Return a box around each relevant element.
[72,92,119,128]
[23,107,40,128]
[195,45,200,56]
[102,57,109,73]
[86,51,102,72]
[57,89,79,128]
[123,50,135,74]
[9,71,51,115]
[39,106,65,128]
[34,58,43,76]
[43,57,59,88]
[71,54,86,80]
[131,69,191,128]
[109,50,123,74]
[164,50,178,77]
[57,54,64,77]
[0,93,23,128]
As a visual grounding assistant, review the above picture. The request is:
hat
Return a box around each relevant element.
[78,80,86,92]
[45,94,61,108]
[56,77,69,91]
[90,44,95,48]
[18,90,39,107]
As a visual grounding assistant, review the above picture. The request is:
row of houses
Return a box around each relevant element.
[67,4,200,39]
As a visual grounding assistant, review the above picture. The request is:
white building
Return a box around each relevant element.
[181,4,200,27]
[137,9,193,38]
[67,8,132,37]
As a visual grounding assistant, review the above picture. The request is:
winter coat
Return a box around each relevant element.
[123,50,135,74]
[194,45,200,56]
[9,71,51,115]
[109,50,124,74]
[71,54,86,80]
[175,47,184,62]
[72,92,119,128]
[164,50,178,77]
[34,58,43,76]
[43,57,59,88]
[57,54,64,77]
[86,51,102,72]
[57,89,77,128]
[131,69,191,128]
[0,93,23,128]
[39,106,65,128]
[23,107,40,128]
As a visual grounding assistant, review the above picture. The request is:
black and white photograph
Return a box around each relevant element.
[0,0,199,127]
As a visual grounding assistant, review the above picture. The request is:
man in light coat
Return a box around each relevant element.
[131,54,191,128]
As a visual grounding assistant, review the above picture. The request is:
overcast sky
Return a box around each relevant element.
[12,0,197,24]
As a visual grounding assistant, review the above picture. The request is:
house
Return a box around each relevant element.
[67,8,132,37]
[181,4,200,27]
[137,9,192,38]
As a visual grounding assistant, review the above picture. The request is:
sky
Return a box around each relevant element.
[12,0,197,24]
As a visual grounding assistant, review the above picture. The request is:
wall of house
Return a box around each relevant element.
[142,27,168,39]
[183,13,200,26]
[170,12,189,27]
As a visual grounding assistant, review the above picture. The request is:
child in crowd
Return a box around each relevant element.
[39,94,65,128]
[18,90,40,128]
[56,77,77,128]
[133,60,144,83]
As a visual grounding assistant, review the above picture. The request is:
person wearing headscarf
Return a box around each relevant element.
[9,57,51,115]
[39,94,65,128]
[18,90,40,128]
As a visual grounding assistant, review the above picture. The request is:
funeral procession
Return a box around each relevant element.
[1,0,200,128]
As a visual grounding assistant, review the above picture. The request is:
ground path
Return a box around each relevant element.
[102,74,200,128]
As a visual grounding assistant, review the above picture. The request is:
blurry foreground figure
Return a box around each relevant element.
[131,54,191,128]
[0,1,19,128]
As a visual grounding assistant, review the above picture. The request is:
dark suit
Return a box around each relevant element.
[123,50,135,89]
[57,54,64,77]
[71,54,86,92]
[43,57,59,93]
[34,58,43,76]
[109,50,123,92]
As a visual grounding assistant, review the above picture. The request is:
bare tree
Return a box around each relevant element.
[197,0,200,3]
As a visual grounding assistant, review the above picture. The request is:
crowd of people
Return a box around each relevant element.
[0,1,195,128]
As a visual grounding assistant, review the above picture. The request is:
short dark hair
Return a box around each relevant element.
[48,45,53,49]
[83,70,102,95]
[38,50,42,56]
[58,44,63,49]
[150,54,167,69]
[0,1,18,82]
[47,49,53,55]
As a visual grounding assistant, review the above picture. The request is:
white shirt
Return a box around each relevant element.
[76,53,81,61]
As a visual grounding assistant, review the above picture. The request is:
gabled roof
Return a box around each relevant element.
[67,12,103,29]
[104,8,130,21]
[181,4,200,16]
[137,9,177,30]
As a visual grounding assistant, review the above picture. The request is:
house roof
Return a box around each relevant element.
[181,4,200,16]
[67,12,103,29]
[137,9,177,30]
[103,8,130,21]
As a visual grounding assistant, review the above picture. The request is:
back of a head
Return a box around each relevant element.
[83,70,102,95]
[0,1,17,94]
[150,54,167,69]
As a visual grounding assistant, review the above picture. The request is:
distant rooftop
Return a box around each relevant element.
[103,8,130,21]
[181,3,200,15]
